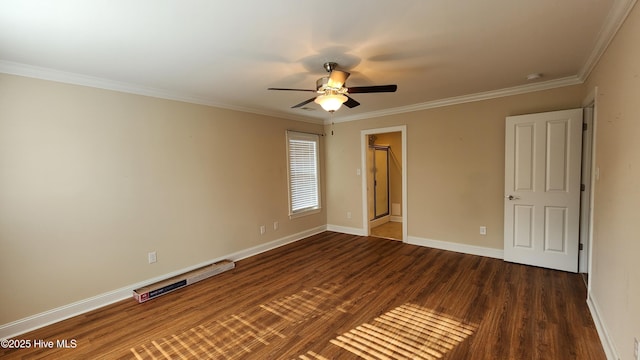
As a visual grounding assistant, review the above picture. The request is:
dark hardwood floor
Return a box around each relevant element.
[1,231,605,359]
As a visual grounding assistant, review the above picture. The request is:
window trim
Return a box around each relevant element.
[286,131,321,219]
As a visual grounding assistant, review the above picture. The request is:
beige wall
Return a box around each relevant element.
[325,86,585,249]
[584,3,640,358]
[0,74,325,324]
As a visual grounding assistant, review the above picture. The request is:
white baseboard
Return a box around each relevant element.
[228,225,326,262]
[327,225,367,236]
[0,285,136,341]
[587,292,619,360]
[408,234,619,359]
[407,235,504,259]
[390,216,403,223]
[0,225,326,339]
[326,224,367,236]
[324,228,503,260]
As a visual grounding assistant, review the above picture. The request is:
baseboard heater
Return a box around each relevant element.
[133,259,235,303]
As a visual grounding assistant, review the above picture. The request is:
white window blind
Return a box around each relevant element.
[286,131,321,217]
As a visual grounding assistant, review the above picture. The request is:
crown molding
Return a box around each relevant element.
[4,0,635,129]
[329,0,638,125]
[0,60,584,127]
[0,60,323,125]
[328,75,583,124]
[578,0,638,81]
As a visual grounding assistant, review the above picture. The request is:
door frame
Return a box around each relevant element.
[361,125,407,242]
[581,87,598,292]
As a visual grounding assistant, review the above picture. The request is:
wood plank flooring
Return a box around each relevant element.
[1,232,605,359]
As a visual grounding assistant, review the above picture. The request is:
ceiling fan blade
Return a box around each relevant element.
[268,87,316,92]
[327,70,350,89]
[347,84,397,93]
[343,96,360,108]
[291,97,317,108]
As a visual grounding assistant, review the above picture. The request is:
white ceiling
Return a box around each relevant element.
[0,0,634,123]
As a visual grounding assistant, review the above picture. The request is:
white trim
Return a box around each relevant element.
[0,225,326,339]
[2,0,635,129]
[0,60,581,127]
[330,76,582,124]
[229,225,326,261]
[0,60,321,125]
[0,59,580,128]
[587,293,619,360]
[578,0,638,81]
[331,0,637,126]
[325,224,367,236]
[582,87,599,292]
[390,216,403,223]
[286,131,322,218]
[578,104,594,274]
[0,286,133,341]
[407,235,504,260]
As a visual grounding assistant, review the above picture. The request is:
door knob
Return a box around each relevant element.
[505,195,520,200]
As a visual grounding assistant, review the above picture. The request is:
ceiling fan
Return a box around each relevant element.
[268,62,397,112]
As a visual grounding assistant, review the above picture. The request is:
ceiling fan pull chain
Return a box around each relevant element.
[330,113,335,136]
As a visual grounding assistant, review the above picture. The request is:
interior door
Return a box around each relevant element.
[504,108,583,272]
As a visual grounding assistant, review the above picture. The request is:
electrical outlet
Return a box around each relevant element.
[259,225,266,235]
[634,337,639,360]
[479,226,487,235]
[347,211,352,219]
[273,221,279,230]
[148,251,157,264]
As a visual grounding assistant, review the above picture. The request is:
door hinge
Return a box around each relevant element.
[579,243,584,250]
[581,184,586,191]
[583,123,588,131]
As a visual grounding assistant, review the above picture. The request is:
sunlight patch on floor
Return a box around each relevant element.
[329,303,477,360]
[298,350,331,360]
[129,283,346,359]
[131,311,288,360]
[259,283,343,323]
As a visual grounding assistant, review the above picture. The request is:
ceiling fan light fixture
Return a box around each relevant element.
[268,62,397,111]
[315,93,347,112]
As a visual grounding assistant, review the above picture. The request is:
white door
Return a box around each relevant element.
[504,108,583,272]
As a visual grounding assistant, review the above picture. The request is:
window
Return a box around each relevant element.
[286,131,321,218]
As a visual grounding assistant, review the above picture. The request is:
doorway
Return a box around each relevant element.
[361,126,407,242]
[368,141,397,239]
